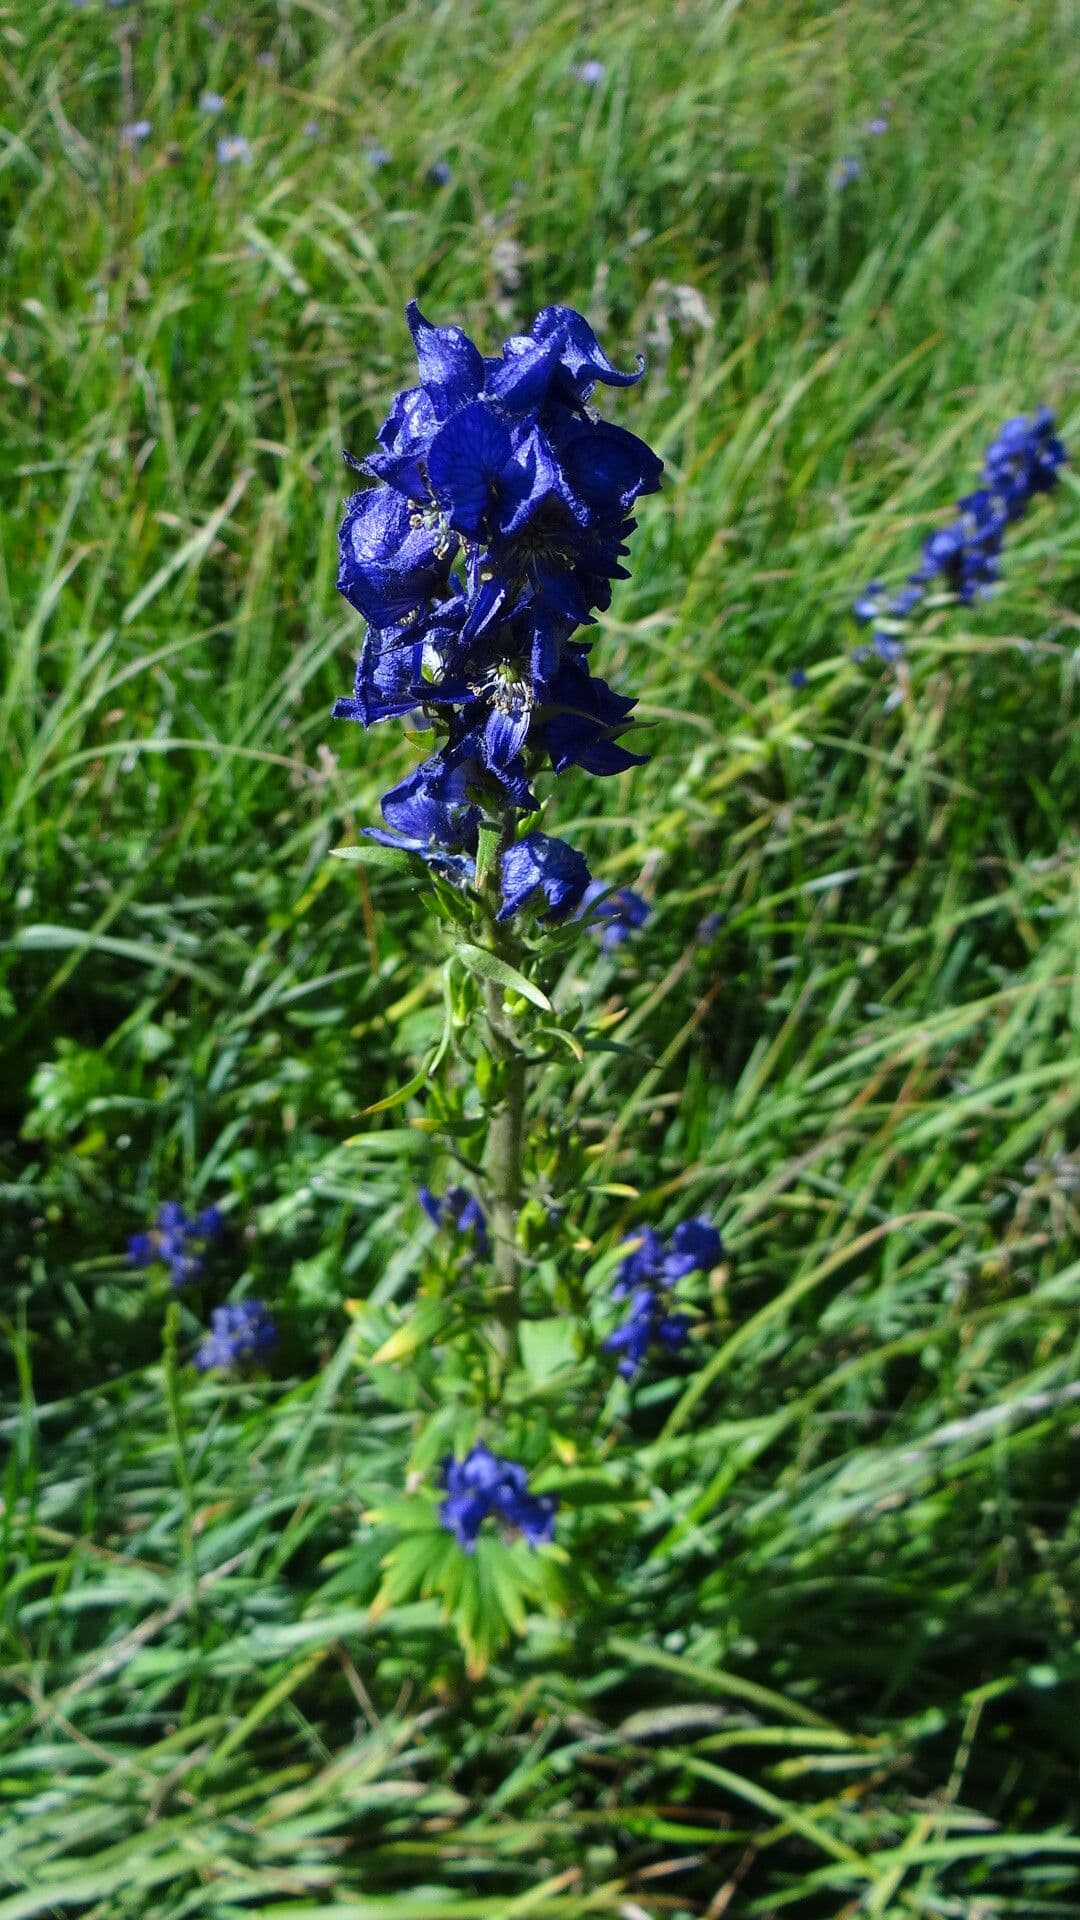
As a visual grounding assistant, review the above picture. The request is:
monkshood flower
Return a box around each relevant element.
[440,1444,557,1551]
[604,1217,722,1378]
[333,301,662,914]
[194,1299,277,1373]
[128,1202,223,1287]
[579,880,651,950]
[420,1184,489,1256]
[852,408,1067,658]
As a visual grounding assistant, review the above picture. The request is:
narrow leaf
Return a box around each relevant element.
[455,942,552,1013]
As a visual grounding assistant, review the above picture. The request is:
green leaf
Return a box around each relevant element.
[455,942,552,1012]
[369,1299,453,1366]
[518,1317,579,1387]
[330,841,413,870]
[349,1057,433,1120]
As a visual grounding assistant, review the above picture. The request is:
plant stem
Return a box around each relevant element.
[482,958,527,1366]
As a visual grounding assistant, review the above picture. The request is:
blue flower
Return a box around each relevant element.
[603,1217,721,1377]
[194,1300,277,1372]
[498,833,590,922]
[420,1184,489,1256]
[580,881,651,950]
[127,1202,224,1287]
[332,302,661,902]
[852,408,1067,656]
[982,408,1067,518]
[440,1444,557,1551]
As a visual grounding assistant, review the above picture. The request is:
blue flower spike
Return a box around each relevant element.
[332,302,663,911]
[604,1217,721,1379]
[852,407,1067,662]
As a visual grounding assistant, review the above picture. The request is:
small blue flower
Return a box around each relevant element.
[604,1285,691,1379]
[604,1217,720,1377]
[198,90,225,114]
[866,116,890,135]
[832,155,861,189]
[127,1202,224,1287]
[121,120,152,149]
[788,666,808,689]
[440,1444,557,1551]
[217,135,252,166]
[420,1184,489,1256]
[572,59,606,86]
[499,833,590,922]
[852,408,1067,656]
[580,881,651,950]
[427,160,453,186]
[194,1300,277,1373]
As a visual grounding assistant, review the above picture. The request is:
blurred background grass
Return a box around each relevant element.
[1,0,1078,1913]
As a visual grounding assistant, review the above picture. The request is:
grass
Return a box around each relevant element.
[1,0,1079,1913]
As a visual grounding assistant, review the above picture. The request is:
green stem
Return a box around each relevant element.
[482,958,527,1367]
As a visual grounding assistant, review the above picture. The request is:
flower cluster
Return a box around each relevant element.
[440,1444,557,1551]
[854,408,1067,658]
[194,1299,277,1373]
[128,1202,223,1287]
[333,301,663,920]
[580,880,651,950]
[604,1217,721,1379]
[420,1183,489,1256]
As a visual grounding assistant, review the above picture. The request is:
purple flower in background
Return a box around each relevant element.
[199,90,225,114]
[865,116,889,136]
[427,160,453,186]
[120,120,152,149]
[603,1217,721,1378]
[440,1445,557,1551]
[572,59,606,86]
[217,135,252,166]
[832,155,861,189]
[580,881,651,950]
[852,408,1067,661]
[420,1184,489,1257]
[127,1202,224,1287]
[194,1300,277,1372]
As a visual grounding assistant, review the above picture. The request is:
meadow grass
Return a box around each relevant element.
[1,0,1079,1913]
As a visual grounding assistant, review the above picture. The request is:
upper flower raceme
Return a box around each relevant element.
[333,302,662,914]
